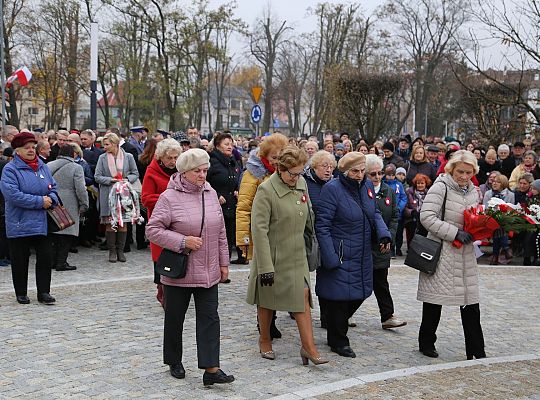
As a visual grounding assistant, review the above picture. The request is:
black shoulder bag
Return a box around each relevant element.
[155,191,205,278]
[404,185,447,275]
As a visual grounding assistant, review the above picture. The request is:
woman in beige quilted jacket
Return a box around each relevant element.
[418,150,486,360]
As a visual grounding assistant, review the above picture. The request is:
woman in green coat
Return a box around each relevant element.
[247,146,328,366]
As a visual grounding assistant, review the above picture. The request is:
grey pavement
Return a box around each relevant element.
[0,246,539,399]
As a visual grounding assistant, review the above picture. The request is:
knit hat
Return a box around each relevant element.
[382,142,394,152]
[531,179,540,193]
[10,132,37,149]
[335,143,345,151]
[337,151,365,173]
[396,167,407,176]
[176,148,210,173]
[427,144,439,153]
[171,131,190,144]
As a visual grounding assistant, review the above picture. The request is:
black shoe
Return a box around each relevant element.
[230,257,248,265]
[270,321,282,339]
[123,245,131,253]
[524,257,531,266]
[80,240,92,248]
[169,363,185,379]
[99,241,108,251]
[136,243,148,250]
[331,346,356,358]
[55,263,77,271]
[69,247,78,254]
[203,369,234,386]
[420,348,439,358]
[320,320,328,329]
[396,249,403,257]
[37,293,56,305]
[16,295,30,304]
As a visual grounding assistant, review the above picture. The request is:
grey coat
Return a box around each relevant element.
[94,149,139,217]
[418,173,481,306]
[47,156,89,236]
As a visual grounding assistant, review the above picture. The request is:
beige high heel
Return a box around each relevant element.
[300,347,328,365]
[260,349,275,360]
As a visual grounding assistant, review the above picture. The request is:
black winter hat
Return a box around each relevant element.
[382,142,395,152]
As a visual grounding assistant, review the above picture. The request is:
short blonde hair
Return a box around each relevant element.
[410,146,428,163]
[155,138,181,160]
[277,146,308,171]
[72,143,83,158]
[310,150,336,169]
[259,133,289,158]
[103,132,120,146]
[444,150,479,174]
[493,174,509,189]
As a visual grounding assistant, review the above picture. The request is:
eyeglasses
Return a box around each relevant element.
[349,168,365,175]
[318,163,334,170]
[369,171,383,177]
[286,170,302,178]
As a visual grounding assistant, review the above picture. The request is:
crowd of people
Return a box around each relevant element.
[2,123,539,385]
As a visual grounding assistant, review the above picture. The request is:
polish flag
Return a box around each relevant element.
[6,66,32,88]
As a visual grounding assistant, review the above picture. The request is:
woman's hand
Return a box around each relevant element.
[185,236,203,251]
[455,229,473,244]
[379,237,391,254]
[234,191,238,198]
[220,266,229,282]
[42,196,53,209]
[218,195,226,205]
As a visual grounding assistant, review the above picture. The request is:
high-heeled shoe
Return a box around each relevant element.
[300,347,328,365]
[259,349,275,360]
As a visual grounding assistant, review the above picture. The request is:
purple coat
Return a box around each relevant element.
[146,173,229,288]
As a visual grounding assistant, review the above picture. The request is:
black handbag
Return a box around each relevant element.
[155,191,205,278]
[304,201,320,272]
[404,186,447,275]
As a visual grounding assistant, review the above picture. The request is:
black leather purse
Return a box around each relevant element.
[404,186,447,275]
[155,191,205,279]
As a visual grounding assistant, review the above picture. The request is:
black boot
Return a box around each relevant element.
[54,235,75,270]
[270,311,282,339]
[106,231,117,263]
[116,231,128,262]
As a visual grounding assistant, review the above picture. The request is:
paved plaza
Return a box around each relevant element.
[0,246,539,399]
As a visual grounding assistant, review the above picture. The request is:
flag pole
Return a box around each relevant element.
[0,0,7,129]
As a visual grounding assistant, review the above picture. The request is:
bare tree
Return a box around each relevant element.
[384,0,469,135]
[250,9,290,133]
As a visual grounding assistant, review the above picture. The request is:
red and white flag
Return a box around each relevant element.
[6,66,32,88]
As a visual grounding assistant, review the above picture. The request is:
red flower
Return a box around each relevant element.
[452,206,500,248]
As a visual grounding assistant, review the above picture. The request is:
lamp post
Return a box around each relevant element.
[0,0,7,129]
[90,23,98,130]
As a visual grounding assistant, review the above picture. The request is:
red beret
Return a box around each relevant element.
[11,132,37,149]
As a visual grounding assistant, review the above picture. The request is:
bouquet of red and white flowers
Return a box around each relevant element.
[453,198,538,248]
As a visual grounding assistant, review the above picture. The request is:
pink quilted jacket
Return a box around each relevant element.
[146,173,229,288]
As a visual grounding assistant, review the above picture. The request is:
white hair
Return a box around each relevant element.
[155,138,182,160]
[365,154,383,171]
[444,150,480,174]
[497,144,510,153]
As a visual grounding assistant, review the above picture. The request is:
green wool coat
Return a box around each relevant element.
[246,172,312,312]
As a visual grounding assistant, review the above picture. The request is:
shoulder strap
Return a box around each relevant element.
[198,191,205,237]
[440,184,448,222]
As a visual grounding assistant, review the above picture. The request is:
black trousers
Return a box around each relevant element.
[9,235,53,296]
[419,302,486,359]
[0,216,9,260]
[322,297,363,348]
[223,214,235,256]
[163,284,220,369]
[373,268,394,322]
[52,234,75,268]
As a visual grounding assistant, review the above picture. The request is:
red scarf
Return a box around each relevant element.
[21,155,39,172]
[260,156,275,173]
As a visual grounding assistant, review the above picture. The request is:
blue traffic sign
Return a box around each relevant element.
[251,105,262,124]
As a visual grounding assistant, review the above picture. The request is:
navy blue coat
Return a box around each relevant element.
[0,155,59,238]
[83,145,104,173]
[315,173,390,301]
[304,168,327,216]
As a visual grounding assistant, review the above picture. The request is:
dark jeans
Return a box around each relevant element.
[0,216,9,260]
[373,268,394,322]
[163,284,220,369]
[395,219,405,253]
[9,235,53,296]
[419,302,485,359]
[322,297,363,348]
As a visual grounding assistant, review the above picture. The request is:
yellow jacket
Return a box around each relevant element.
[236,152,271,259]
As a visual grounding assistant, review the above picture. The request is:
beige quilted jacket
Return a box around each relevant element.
[418,174,481,306]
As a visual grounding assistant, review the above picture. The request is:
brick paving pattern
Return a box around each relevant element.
[0,247,538,398]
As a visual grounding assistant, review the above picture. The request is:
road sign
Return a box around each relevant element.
[251,105,262,124]
[251,86,263,104]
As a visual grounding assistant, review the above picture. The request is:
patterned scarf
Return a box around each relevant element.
[107,150,124,180]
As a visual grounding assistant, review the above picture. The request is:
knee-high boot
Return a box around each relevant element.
[106,231,117,263]
[116,231,128,262]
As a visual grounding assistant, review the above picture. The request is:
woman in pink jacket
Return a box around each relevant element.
[146,148,234,386]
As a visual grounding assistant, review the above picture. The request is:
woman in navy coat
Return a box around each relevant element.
[316,152,391,358]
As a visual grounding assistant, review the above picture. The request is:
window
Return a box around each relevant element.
[230,115,240,126]
[230,99,240,110]
[28,107,38,115]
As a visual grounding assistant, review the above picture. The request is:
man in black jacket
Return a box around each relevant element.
[80,129,104,173]
[501,141,525,178]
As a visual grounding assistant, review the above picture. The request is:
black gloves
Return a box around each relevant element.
[455,229,473,245]
[259,272,274,286]
[379,237,391,247]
